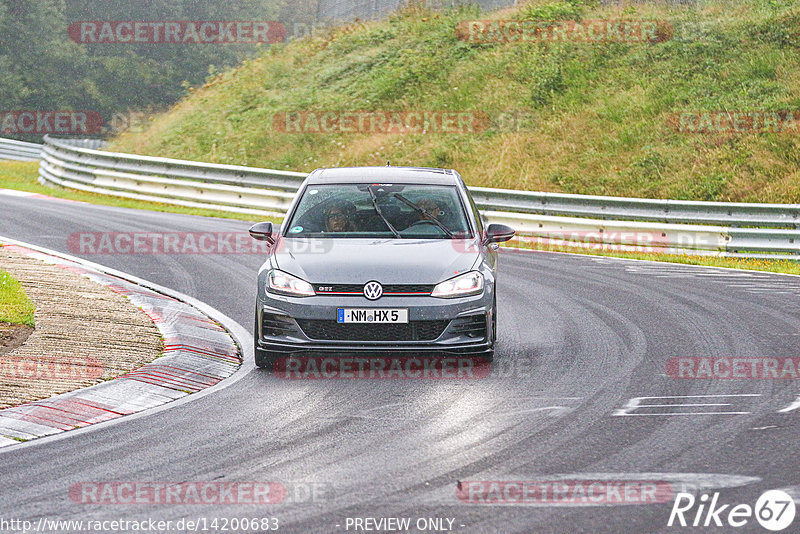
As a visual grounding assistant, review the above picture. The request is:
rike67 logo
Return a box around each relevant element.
[668,490,796,531]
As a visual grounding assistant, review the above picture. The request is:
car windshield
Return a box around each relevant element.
[284,183,472,239]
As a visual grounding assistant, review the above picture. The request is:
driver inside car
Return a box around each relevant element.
[323,201,357,232]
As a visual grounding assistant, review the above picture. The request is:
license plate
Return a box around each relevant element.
[337,308,408,323]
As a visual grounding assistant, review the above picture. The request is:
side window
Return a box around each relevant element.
[462,182,484,235]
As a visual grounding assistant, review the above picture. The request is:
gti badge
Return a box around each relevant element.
[363,281,383,300]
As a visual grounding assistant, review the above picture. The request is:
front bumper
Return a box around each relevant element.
[256,292,493,356]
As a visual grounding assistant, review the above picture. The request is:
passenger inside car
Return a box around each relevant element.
[414,198,446,224]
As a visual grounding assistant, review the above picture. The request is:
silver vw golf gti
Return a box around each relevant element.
[249,166,515,368]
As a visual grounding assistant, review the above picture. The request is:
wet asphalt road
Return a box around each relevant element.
[2,193,800,533]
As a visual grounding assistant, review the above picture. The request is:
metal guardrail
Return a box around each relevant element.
[0,138,42,162]
[38,135,306,217]
[54,138,106,150]
[24,135,800,260]
[469,187,800,229]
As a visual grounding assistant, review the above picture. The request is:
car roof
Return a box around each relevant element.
[306,166,460,185]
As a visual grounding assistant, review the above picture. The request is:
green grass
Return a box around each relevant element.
[110,0,800,204]
[0,161,278,223]
[0,268,36,326]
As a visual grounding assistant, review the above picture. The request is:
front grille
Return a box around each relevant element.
[261,313,299,337]
[296,319,449,341]
[313,283,434,295]
[448,314,487,339]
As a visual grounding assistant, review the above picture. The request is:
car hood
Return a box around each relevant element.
[274,238,480,284]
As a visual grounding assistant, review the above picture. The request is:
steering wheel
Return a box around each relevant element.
[408,219,439,228]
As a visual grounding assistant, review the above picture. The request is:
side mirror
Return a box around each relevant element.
[483,223,515,245]
[249,221,275,243]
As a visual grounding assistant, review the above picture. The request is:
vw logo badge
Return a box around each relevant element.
[363,281,383,300]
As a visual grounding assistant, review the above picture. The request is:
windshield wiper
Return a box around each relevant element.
[392,193,454,238]
[367,185,401,238]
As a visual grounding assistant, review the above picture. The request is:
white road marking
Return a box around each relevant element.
[613,394,761,416]
[778,396,800,413]
[0,189,37,197]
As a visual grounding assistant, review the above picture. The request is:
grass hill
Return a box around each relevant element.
[111,0,800,203]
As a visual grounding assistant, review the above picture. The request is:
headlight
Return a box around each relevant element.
[267,269,315,297]
[431,271,484,298]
